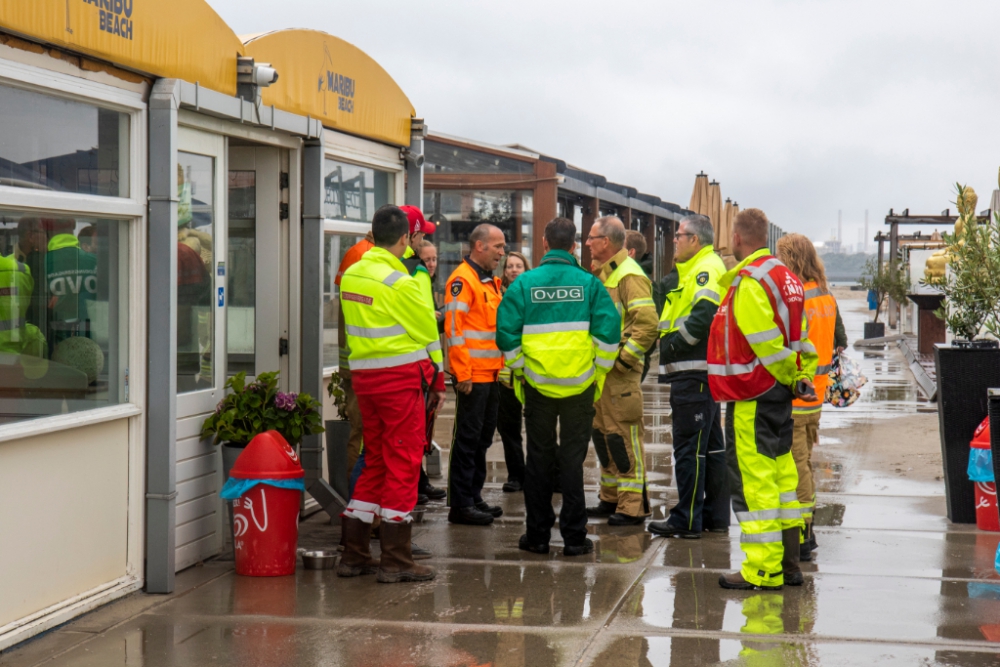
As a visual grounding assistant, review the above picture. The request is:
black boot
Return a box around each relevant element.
[586,500,617,517]
[782,527,804,586]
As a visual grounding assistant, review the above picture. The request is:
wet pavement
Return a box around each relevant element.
[4,292,1000,666]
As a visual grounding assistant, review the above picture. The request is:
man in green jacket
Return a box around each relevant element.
[496,217,620,557]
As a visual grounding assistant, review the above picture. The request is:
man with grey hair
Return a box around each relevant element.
[584,216,658,525]
[648,214,730,539]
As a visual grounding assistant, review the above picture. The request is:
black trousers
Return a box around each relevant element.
[667,376,730,532]
[448,381,500,507]
[523,383,595,546]
[497,383,525,484]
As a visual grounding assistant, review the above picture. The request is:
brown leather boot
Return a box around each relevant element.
[336,516,379,577]
[376,521,436,583]
[719,570,783,590]
[782,527,804,586]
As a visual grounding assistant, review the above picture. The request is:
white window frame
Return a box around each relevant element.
[321,133,405,374]
[0,57,148,624]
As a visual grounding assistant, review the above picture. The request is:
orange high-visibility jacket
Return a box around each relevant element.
[444,258,504,383]
[793,281,837,414]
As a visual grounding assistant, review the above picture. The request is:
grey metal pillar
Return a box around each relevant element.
[888,221,899,328]
[146,79,180,594]
[404,118,425,207]
[300,140,324,492]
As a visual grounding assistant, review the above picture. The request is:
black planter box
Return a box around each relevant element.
[935,343,1000,523]
[989,391,1000,529]
[325,419,352,500]
[864,322,885,339]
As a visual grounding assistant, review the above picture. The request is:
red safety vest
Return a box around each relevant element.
[707,255,806,402]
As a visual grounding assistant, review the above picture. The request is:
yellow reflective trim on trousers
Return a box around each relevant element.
[792,405,822,414]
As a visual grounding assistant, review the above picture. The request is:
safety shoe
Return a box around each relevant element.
[419,482,447,501]
[416,493,429,506]
[411,543,432,560]
[719,571,783,590]
[563,538,594,557]
[518,534,550,554]
[502,480,523,493]
[799,542,813,562]
[648,521,701,539]
[376,521,435,583]
[336,516,379,577]
[781,528,804,586]
[608,513,646,526]
[448,505,495,526]
[475,501,504,517]
[586,501,617,518]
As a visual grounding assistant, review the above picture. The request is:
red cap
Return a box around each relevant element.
[229,431,305,479]
[399,205,436,235]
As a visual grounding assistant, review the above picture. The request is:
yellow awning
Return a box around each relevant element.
[0,0,244,96]
[243,29,415,147]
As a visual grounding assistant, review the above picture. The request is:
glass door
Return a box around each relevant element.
[176,128,226,418]
[227,145,285,384]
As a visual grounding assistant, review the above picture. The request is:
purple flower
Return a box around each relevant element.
[275,391,298,411]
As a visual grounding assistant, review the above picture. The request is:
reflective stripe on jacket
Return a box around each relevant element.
[657,244,725,380]
[340,246,443,373]
[793,281,837,414]
[444,258,504,383]
[496,249,621,399]
[707,248,818,402]
[597,249,658,371]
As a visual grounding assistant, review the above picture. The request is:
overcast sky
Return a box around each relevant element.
[214,0,1000,247]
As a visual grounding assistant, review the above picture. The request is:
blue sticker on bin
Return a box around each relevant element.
[218,287,224,307]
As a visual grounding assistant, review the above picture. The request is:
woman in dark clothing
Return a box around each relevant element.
[497,251,531,492]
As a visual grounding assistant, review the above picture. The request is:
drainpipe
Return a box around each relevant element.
[146,79,180,594]
[300,139,327,500]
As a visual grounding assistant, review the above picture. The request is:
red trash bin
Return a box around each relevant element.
[229,430,304,576]
[971,418,999,532]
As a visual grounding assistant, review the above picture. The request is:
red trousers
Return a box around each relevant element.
[348,386,426,522]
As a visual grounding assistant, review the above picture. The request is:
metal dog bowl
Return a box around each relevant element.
[301,550,338,570]
[411,509,425,523]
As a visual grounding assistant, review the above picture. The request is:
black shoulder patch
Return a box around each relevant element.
[451,279,464,297]
[696,272,709,286]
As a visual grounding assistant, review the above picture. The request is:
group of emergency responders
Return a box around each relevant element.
[334,202,842,592]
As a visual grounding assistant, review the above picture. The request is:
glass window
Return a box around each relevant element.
[177,152,215,394]
[323,159,393,222]
[323,232,366,370]
[423,190,532,281]
[227,170,256,377]
[425,140,533,175]
[0,211,128,424]
[0,83,130,198]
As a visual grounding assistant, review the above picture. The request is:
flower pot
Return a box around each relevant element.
[864,322,885,339]
[324,420,352,501]
[221,442,248,556]
[935,342,1000,523]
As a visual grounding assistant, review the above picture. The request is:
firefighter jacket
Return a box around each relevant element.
[595,249,658,373]
[707,248,818,402]
[657,244,726,381]
[793,281,837,415]
[340,246,444,393]
[496,249,620,400]
[444,257,504,383]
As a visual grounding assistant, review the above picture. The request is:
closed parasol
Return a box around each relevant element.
[708,180,722,246]
[689,172,710,216]
[719,198,733,254]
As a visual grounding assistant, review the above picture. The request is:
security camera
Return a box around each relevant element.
[402,149,424,168]
[253,64,279,87]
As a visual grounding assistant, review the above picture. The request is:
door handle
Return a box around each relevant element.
[279,338,289,356]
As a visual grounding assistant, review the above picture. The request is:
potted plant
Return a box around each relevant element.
[324,371,353,498]
[858,256,910,338]
[928,183,1000,523]
[201,371,325,479]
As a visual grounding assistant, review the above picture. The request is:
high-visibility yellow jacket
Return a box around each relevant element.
[0,255,35,354]
[657,244,726,380]
[596,249,658,372]
[340,246,443,385]
[444,257,504,383]
[793,281,837,414]
[496,249,621,400]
